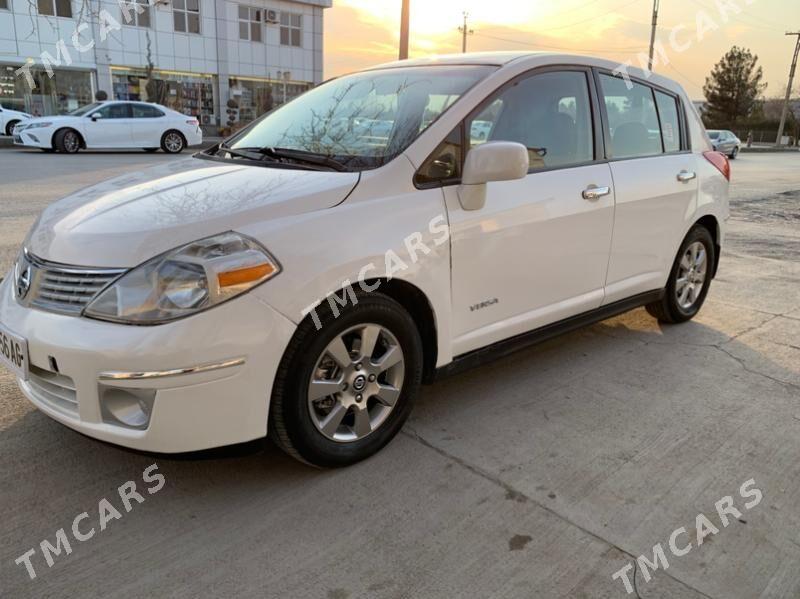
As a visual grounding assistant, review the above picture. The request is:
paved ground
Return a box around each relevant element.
[0,150,798,598]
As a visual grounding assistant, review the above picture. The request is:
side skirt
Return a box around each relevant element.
[433,290,664,381]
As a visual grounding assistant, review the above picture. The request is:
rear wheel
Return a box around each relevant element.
[729,146,739,159]
[54,128,81,153]
[5,120,20,136]
[269,292,423,468]
[646,225,715,324]
[160,130,185,153]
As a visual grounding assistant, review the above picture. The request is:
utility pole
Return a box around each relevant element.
[399,0,410,60]
[647,0,660,71]
[775,31,800,146]
[458,12,473,54]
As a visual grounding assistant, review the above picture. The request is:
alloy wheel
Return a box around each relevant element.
[307,324,405,443]
[164,132,183,153]
[64,131,80,153]
[675,241,708,310]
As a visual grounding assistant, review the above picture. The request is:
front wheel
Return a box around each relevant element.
[646,225,715,324]
[54,128,81,153]
[160,130,185,153]
[269,292,423,468]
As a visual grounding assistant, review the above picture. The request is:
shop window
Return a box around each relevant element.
[173,0,200,34]
[280,12,301,47]
[122,0,151,27]
[37,0,72,17]
[238,6,262,42]
[0,0,8,10]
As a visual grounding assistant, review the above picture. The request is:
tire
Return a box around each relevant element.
[54,128,81,153]
[5,120,20,136]
[143,148,159,153]
[646,225,715,324]
[269,291,424,468]
[729,146,738,159]
[160,130,185,153]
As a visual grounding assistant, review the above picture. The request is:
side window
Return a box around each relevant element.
[96,104,131,119]
[415,126,463,187]
[132,104,165,118]
[466,70,595,170]
[654,91,681,152]
[599,74,662,159]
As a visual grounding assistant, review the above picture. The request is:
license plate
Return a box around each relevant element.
[0,321,28,380]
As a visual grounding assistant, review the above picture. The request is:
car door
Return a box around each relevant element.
[131,103,167,146]
[596,72,699,304]
[82,103,134,148]
[435,68,615,355]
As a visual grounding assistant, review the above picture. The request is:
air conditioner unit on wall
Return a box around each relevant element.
[265,9,278,24]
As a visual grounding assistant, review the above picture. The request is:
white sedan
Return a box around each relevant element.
[0,105,32,136]
[13,101,203,153]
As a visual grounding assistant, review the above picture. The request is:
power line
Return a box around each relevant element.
[472,31,643,53]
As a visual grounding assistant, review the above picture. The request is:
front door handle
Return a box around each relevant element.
[582,185,611,200]
[677,170,697,183]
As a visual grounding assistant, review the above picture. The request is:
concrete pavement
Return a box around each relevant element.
[0,151,798,598]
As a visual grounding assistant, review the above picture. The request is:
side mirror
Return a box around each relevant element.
[458,142,529,211]
[90,113,103,121]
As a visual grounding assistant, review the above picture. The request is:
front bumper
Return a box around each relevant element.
[13,129,52,148]
[0,277,296,452]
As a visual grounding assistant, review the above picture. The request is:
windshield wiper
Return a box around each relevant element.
[216,144,349,172]
[261,147,349,172]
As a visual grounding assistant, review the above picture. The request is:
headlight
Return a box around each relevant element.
[84,232,280,324]
[26,122,53,129]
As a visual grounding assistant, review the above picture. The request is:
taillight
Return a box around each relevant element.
[703,151,730,181]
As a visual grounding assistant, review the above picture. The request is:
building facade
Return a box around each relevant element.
[0,0,330,130]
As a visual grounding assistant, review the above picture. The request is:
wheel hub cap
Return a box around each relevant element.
[675,241,708,310]
[307,324,405,443]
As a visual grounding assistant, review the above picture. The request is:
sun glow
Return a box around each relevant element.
[338,0,547,37]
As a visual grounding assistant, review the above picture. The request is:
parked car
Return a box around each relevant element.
[707,129,740,159]
[0,104,32,137]
[0,53,729,467]
[12,101,203,153]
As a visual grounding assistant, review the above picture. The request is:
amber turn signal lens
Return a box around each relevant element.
[218,263,275,287]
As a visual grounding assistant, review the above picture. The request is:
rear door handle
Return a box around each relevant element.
[677,170,697,183]
[582,185,611,200]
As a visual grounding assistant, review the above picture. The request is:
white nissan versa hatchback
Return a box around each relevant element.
[0,53,729,467]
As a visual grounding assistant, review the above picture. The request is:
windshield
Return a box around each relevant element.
[707,131,720,139]
[226,65,495,170]
[69,102,104,116]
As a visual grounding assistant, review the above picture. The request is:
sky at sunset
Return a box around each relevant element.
[323,0,800,101]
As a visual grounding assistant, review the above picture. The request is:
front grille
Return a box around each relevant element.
[26,365,78,416]
[16,251,126,315]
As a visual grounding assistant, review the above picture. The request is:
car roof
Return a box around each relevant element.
[364,51,685,96]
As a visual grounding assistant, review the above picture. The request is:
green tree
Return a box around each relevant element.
[703,46,766,127]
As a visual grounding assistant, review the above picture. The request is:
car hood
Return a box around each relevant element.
[5,109,32,119]
[23,115,80,127]
[26,157,360,267]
